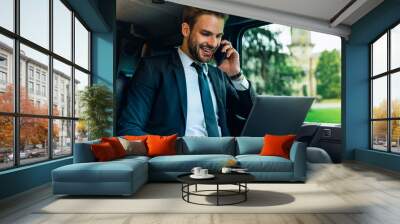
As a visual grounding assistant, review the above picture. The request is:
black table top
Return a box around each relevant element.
[177,172,255,185]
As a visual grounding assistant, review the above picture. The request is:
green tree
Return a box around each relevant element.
[79,84,113,140]
[242,27,304,95]
[315,49,341,99]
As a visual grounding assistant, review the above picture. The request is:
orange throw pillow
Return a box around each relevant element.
[124,135,148,141]
[259,134,296,159]
[91,142,118,161]
[101,137,126,158]
[146,134,177,157]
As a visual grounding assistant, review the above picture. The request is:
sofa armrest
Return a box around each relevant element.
[289,141,306,181]
[73,140,100,163]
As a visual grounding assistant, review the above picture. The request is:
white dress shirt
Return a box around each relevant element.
[177,48,249,136]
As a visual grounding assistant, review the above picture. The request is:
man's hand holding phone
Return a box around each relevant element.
[216,40,241,77]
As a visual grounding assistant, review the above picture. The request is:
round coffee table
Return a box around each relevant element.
[177,172,255,206]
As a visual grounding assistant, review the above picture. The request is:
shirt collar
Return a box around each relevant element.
[177,47,208,76]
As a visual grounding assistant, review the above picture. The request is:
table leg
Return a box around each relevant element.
[181,184,183,199]
[245,183,247,201]
[217,184,219,206]
[195,184,197,192]
[187,184,190,202]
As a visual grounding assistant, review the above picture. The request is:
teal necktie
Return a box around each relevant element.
[191,62,220,137]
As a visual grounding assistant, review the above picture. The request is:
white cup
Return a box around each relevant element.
[221,167,232,174]
[191,167,202,176]
[200,169,208,176]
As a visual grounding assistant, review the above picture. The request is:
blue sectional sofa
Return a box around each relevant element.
[52,137,306,196]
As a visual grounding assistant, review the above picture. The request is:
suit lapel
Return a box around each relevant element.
[170,51,187,123]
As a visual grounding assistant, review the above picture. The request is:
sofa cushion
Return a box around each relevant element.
[124,135,148,141]
[179,137,235,155]
[53,158,148,183]
[101,137,127,158]
[91,142,118,161]
[115,155,150,163]
[236,137,263,155]
[260,134,296,159]
[148,154,235,172]
[119,137,147,156]
[147,134,177,157]
[236,155,293,172]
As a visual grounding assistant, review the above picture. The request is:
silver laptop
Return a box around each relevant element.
[241,96,314,136]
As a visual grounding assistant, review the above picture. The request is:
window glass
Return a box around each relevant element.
[0,116,13,170]
[372,77,387,119]
[242,24,341,124]
[53,119,72,158]
[53,0,72,60]
[20,0,49,49]
[74,18,89,70]
[372,121,388,151]
[391,72,400,118]
[74,69,89,118]
[53,59,72,117]
[75,120,88,143]
[20,44,49,115]
[28,81,33,93]
[19,117,49,165]
[0,34,14,113]
[0,0,92,169]
[372,34,387,76]
[0,0,14,31]
[391,120,400,153]
[391,24,400,70]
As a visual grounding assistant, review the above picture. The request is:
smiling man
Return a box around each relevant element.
[118,6,255,137]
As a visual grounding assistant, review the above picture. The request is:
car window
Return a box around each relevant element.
[241,24,341,124]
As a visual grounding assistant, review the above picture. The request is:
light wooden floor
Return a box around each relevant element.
[1,161,400,224]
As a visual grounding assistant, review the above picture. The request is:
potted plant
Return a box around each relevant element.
[79,84,113,140]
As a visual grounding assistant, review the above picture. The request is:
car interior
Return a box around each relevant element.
[115,0,343,162]
[1,0,400,223]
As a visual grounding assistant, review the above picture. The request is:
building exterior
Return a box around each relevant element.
[0,43,12,93]
[288,28,319,97]
[243,26,321,97]
[0,41,75,150]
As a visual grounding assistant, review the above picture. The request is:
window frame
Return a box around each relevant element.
[0,0,92,171]
[369,20,400,154]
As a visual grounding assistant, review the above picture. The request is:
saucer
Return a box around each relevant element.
[190,174,215,179]
[232,170,249,174]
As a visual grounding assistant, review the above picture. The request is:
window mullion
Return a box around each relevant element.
[71,10,76,155]
[0,0,81,171]
[388,30,391,153]
[370,45,373,149]
[48,0,54,160]
[13,0,20,167]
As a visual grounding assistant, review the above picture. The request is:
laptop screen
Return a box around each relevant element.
[241,96,314,136]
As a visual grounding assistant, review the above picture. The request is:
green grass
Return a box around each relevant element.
[305,108,341,124]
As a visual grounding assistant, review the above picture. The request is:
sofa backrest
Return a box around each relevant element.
[178,137,236,155]
[235,137,264,155]
[74,136,264,162]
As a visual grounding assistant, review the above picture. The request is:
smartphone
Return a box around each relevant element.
[214,43,227,65]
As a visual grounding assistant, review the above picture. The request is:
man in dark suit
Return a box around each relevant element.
[118,7,255,137]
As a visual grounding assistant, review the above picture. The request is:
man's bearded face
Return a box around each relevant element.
[188,33,217,63]
[185,14,225,63]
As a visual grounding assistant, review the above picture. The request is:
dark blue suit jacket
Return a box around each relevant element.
[118,50,255,136]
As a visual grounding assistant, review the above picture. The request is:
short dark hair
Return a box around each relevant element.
[182,6,229,29]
